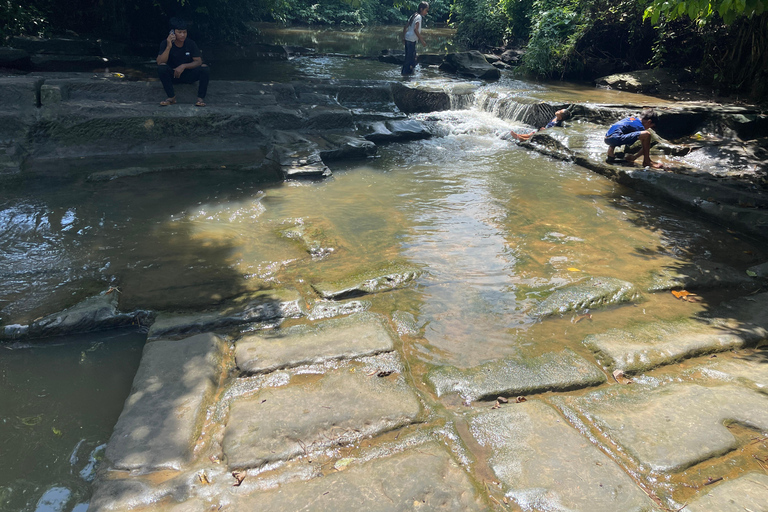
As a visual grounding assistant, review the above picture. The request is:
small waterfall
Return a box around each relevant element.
[445,86,561,128]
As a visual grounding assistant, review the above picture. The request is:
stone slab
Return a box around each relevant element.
[685,472,768,512]
[147,289,305,339]
[222,367,422,469]
[583,319,760,373]
[427,349,606,402]
[0,76,43,109]
[699,348,768,392]
[104,333,225,472]
[1,290,143,341]
[235,312,395,374]
[311,262,421,299]
[530,276,640,318]
[568,383,768,472]
[235,442,485,511]
[646,259,755,292]
[468,401,656,511]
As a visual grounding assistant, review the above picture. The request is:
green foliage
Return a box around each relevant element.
[645,0,766,25]
[450,0,510,48]
[0,1,49,39]
[521,0,582,77]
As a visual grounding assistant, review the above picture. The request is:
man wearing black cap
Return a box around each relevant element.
[157,18,209,107]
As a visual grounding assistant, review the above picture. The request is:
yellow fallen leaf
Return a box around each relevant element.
[567,268,581,272]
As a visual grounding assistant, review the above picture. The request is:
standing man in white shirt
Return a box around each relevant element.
[402,2,429,75]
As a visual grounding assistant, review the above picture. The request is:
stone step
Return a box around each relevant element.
[427,348,606,402]
[235,312,396,375]
[560,383,768,473]
[467,400,658,511]
[222,363,422,469]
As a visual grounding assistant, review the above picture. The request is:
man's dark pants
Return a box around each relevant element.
[157,64,209,99]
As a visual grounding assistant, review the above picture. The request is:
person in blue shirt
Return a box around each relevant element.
[510,109,571,141]
[605,109,663,168]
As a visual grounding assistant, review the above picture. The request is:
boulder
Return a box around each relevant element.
[391,81,450,114]
[439,51,501,80]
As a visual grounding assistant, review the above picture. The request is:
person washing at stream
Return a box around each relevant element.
[604,108,664,169]
[402,2,429,75]
[157,18,209,107]
[509,109,571,141]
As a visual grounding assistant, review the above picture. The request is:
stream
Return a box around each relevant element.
[1,26,767,512]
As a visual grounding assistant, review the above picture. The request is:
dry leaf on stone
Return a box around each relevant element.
[612,370,633,385]
[232,471,246,486]
[198,472,210,485]
[497,396,509,403]
[515,396,527,403]
[491,401,501,409]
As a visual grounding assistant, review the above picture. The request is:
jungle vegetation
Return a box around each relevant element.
[2,0,766,98]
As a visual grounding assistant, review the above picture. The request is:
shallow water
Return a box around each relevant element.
[3,30,768,511]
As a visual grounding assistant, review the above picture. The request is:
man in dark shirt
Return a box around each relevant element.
[157,18,209,106]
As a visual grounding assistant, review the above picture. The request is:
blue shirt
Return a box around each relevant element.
[544,117,562,129]
[606,117,644,137]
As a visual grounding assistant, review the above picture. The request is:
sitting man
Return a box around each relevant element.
[510,109,571,141]
[157,18,209,107]
[604,108,663,168]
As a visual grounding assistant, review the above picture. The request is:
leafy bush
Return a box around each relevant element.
[0,1,49,39]
[450,0,510,48]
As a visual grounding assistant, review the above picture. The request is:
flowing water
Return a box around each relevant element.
[2,28,767,512]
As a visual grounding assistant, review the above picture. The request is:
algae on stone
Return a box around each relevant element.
[311,262,421,299]
[530,276,640,318]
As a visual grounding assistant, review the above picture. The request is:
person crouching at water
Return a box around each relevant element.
[510,109,571,141]
[157,17,209,107]
[604,108,664,169]
[402,2,429,75]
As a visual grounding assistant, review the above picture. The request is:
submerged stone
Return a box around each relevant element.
[222,367,421,469]
[307,298,370,320]
[567,383,768,472]
[530,276,640,318]
[233,442,485,511]
[235,312,395,374]
[427,349,606,402]
[147,289,305,339]
[583,318,762,373]
[1,290,146,341]
[279,220,336,259]
[685,472,768,512]
[707,291,768,333]
[104,333,226,472]
[645,259,755,292]
[468,401,656,511]
[311,262,421,299]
